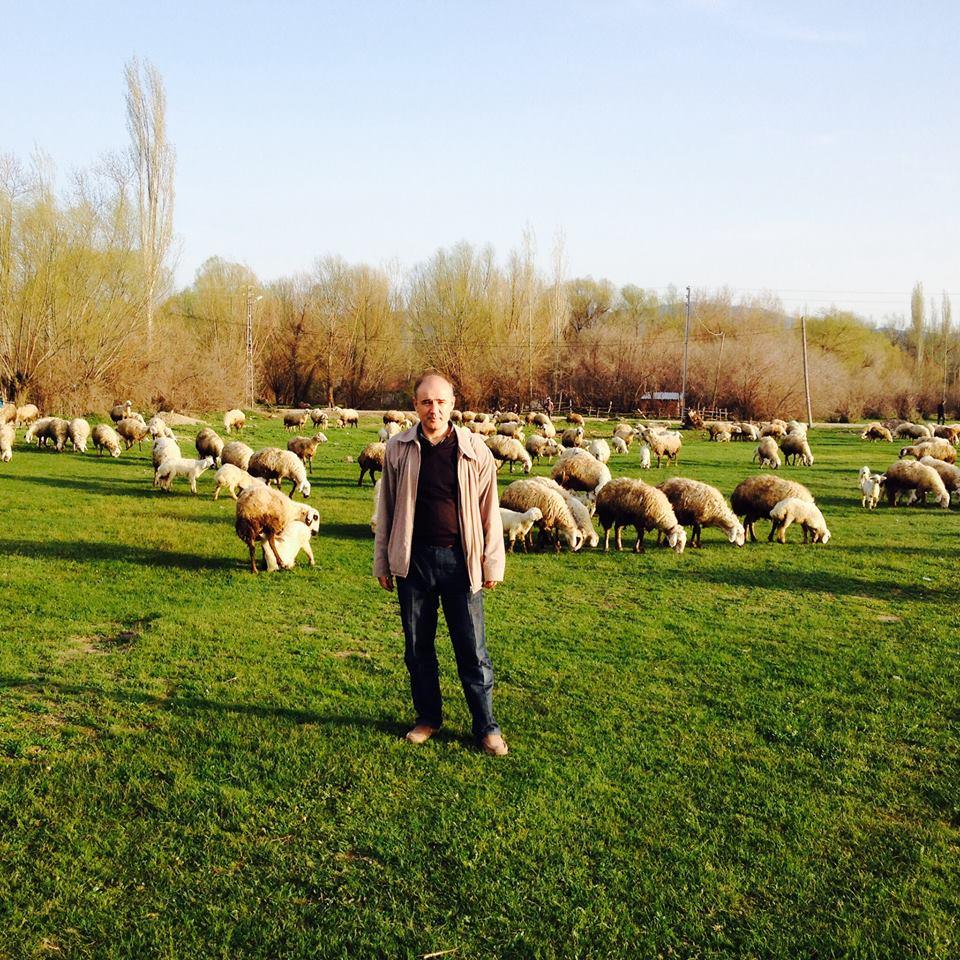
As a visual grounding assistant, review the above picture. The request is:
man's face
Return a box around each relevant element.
[414,376,455,436]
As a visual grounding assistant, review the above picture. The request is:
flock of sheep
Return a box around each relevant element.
[3,399,958,572]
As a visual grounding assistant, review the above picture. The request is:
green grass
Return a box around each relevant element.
[0,416,957,959]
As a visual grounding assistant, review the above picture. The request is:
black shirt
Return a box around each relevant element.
[413,425,460,547]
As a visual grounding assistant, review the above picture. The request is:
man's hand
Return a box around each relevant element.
[483,580,499,590]
[378,575,394,592]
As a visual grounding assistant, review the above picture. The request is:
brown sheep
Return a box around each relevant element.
[594,477,686,553]
[287,434,327,474]
[358,442,386,486]
[730,475,815,542]
[116,417,151,451]
[235,483,320,573]
[283,409,310,431]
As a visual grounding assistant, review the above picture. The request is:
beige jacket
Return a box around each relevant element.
[373,425,505,592]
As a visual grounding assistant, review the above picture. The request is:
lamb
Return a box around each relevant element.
[92,423,122,457]
[860,423,894,442]
[638,444,651,469]
[499,507,544,552]
[309,408,328,428]
[639,427,682,467]
[551,451,611,500]
[262,517,321,572]
[370,478,381,533]
[68,418,90,453]
[586,439,611,464]
[753,437,781,469]
[283,409,310,431]
[212,463,262,500]
[612,423,635,446]
[769,498,831,544]
[898,439,956,464]
[527,476,599,548]
[500,479,584,552]
[195,427,225,465]
[224,408,246,433]
[248,447,312,498]
[779,433,814,466]
[24,417,53,445]
[235,483,321,573]
[287,433,327,474]
[881,460,950,508]
[15,403,39,426]
[154,456,216,494]
[526,434,561,463]
[221,440,254,471]
[561,426,585,448]
[0,422,14,461]
[116,417,151,451]
[335,407,359,428]
[485,435,533,474]
[109,400,133,423]
[730,475,815,542]
[594,478,686,554]
[894,422,933,440]
[152,436,182,472]
[357,441,386,486]
[610,436,629,455]
[858,466,883,509]
[657,477,745,548]
[704,421,731,441]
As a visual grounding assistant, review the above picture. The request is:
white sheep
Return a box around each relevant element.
[154,456,216,494]
[754,437,781,469]
[92,423,122,458]
[370,478,381,534]
[638,443,651,469]
[769,497,831,544]
[499,506,544,552]
[262,517,320,572]
[639,427,681,467]
[68,418,91,453]
[586,438,611,463]
[378,421,403,442]
[152,436,182,473]
[235,483,321,573]
[528,476,599,548]
[0,422,14,462]
[249,447,312,498]
[224,408,246,433]
[610,436,629,455]
[858,466,882,509]
[212,463,262,500]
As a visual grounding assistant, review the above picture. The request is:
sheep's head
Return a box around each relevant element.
[298,479,312,498]
[666,525,687,554]
[818,527,832,544]
[200,456,215,471]
[859,465,871,479]
[728,522,746,547]
[563,526,584,552]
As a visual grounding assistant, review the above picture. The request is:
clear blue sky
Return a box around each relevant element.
[3,1,957,321]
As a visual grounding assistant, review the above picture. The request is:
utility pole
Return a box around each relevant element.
[245,288,262,409]
[680,285,692,424]
[801,311,813,427]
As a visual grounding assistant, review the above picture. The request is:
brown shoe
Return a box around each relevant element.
[481,732,509,756]
[405,723,440,745]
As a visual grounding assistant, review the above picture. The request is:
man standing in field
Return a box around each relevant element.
[374,372,508,756]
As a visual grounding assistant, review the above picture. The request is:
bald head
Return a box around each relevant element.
[413,373,456,440]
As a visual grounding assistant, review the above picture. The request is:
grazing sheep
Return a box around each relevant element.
[494,411,521,424]
[335,407,359,428]
[450,410,463,424]
[769,498,831,544]
[894,422,933,440]
[704,421,732,441]
[0,403,16,426]
[754,437,782,470]
[535,420,557,439]
[860,422,894,442]
[587,439,611,464]
[249,447,312,498]
[610,436,629,455]
[467,419,496,436]
[287,433,327,474]
[92,423,122,457]
[918,456,960,502]
[612,423,635,446]
[551,451,611,499]
[283,409,310,431]
[357,441,386,486]
[785,420,808,438]
[730,475,815,542]
[24,417,52,445]
[221,440,254,471]
[595,478,686,554]
[116,417,151,451]
[154,456,216,494]
[16,403,39,426]
[882,460,950,508]
[212,463,262,500]
[567,412,585,426]
[899,439,956,464]
[68,418,90,453]
[657,477,745,548]
[109,400,133,423]
[224,408,246,433]
[378,421,403,442]
[42,417,71,452]
[500,479,584,552]
[779,433,814,466]
[147,415,174,439]
[152,437,182,473]
[527,476,599,548]
[485,435,533,474]
[761,419,788,438]
[933,424,960,444]
[529,412,553,428]
[461,411,476,423]
[309,408,328,428]
[638,444,651,469]
[195,427,225,465]
[526,434,561,463]
[496,421,525,439]
[499,507,544,552]
[561,426,585,448]
[639,427,682,467]
[858,466,883,509]
[383,410,407,425]
[370,478,381,533]
[262,517,321,572]
[235,483,321,573]
[0,422,13,462]
[738,422,761,442]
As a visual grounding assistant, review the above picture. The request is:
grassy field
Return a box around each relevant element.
[0,414,957,959]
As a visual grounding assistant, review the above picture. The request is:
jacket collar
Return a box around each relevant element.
[396,422,477,460]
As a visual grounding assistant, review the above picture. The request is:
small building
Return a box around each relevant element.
[637,391,682,418]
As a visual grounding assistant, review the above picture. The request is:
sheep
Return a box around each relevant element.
[224,408,246,433]
[154,456,216,494]
[357,441,386,486]
[500,479,584,552]
[152,436,182,473]
[235,483,321,573]
[898,439,956,464]
[496,421,525,439]
[594,478,686,554]
[918,456,960,503]
[639,427,682,468]
[894,422,933,440]
[335,407,359,428]
[769,498,831,544]
[586,439,611,464]
[610,436,629,455]
[15,403,39,426]
[195,427,225,465]
[473,412,491,423]
[499,507,544,552]
[42,418,71,452]
[551,451,611,500]
[109,400,133,423]
[378,421,403,442]
[283,409,310,431]
[461,411,476,423]
[92,423,122,457]
[147,415,174,439]
[262,517,321,572]
[860,422,894,442]
[638,443,651,469]
[248,447,312,498]
[858,466,883,509]
[370,478,381,533]
[779,433,814,466]
[67,418,90,453]
[730,475,815,542]
[0,422,14,461]
[785,420,808,438]
[567,412,585,426]
[450,410,463,424]
[309,408,328,428]
[467,419,496,436]
[116,417,151,451]
[526,434,561,464]
[485,435,532,474]
[535,420,557,439]
[933,424,960,444]
[0,403,16,427]
[754,437,781,470]
[212,463,262,501]
[704,421,732,441]
[527,476,599,548]
[657,477,745,548]
[287,433,327,474]
[383,410,407,425]
[24,417,52,445]
[612,423,635,446]
[561,426,584,448]
[529,412,553,428]
[221,440,254,471]
[760,420,787,438]
[881,460,950,508]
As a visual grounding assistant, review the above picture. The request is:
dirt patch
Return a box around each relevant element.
[65,615,158,655]
[330,650,371,659]
[876,614,902,623]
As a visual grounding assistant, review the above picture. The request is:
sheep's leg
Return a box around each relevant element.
[768,520,778,542]
[266,533,288,570]
[289,478,297,497]
[776,519,790,544]
[602,526,611,552]
[304,541,315,566]
[615,524,624,551]
[508,537,515,553]
[357,468,365,487]
[634,526,645,553]
[190,477,198,494]
[692,522,702,548]
[248,542,259,574]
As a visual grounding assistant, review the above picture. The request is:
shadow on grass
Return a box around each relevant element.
[0,538,238,571]
[319,522,374,541]
[26,474,153,500]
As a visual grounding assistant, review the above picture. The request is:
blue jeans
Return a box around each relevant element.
[397,542,500,739]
